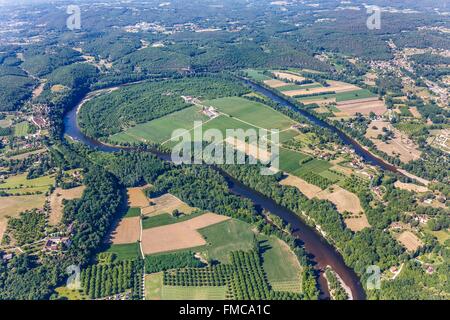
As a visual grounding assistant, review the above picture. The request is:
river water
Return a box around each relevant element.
[63,80,373,300]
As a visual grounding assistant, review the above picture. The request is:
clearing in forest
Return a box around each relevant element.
[48,186,85,225]
[272,71,306,83]
[127,186,150,208]
[397,231,423,252]
[394,181,428,193]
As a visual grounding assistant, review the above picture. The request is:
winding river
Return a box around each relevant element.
[62,79,381,300]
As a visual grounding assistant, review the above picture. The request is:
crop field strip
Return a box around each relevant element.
[108,92,304,151]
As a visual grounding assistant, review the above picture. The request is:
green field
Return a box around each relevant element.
[0,173,55,194]
[55,287,89,300]
[297,93,336,102]
[111,105,208,144]
[204,97,295,130]
[243,69,272,81]
[198,219,256,263]
[319,169,345,183]
[13,121,29,137]
[105,242,141,260]
[335,89,376,102]
[145,272,227,300]
[142,211,204,229]
[424,228,450,245]
[259,236,302,293]
[279,129,300,143]
[162,285,227,300]
[278,83,322,91]
[278,148,310,173]
[124,207,141,218]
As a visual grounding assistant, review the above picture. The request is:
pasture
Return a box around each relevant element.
[278,148,311,173]
[243,69,272,82]
[283,80,359,97]
[365,120,421,163]
[259,236,302,293]
[105,242,141,260]
[272,71,305,83]
[204,96,295,131]
[0,115,13,128]
[161,286,227,300]
[280,174,322,199]
[0,173,55,195]
[198,219,256,263]
[263,79,289,88]
[0,194,46,241]
[55,286,89,300]
[344,214,371,232]
[13,121,29,137]
[316,186,363,215]
[124,207,141,218]
[110,105,207,144]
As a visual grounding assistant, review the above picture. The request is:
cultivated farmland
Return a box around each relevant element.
[141,213,230,255]
[397,231,423,252]
[110,216,141,245]
[141,193,195,216]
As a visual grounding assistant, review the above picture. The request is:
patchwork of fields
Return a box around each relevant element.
[245,69,386,118]
[111,96,299,146]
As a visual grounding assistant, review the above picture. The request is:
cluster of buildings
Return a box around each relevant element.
[43,236,71,252]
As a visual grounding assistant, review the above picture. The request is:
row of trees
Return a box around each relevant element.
[80,260,140,299]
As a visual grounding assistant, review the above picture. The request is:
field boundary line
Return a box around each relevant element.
[160,116,217,145]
